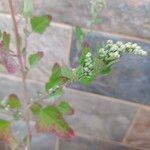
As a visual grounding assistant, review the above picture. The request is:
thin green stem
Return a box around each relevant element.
[8,0,31,149]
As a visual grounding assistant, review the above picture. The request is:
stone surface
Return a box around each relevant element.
[31,134,56,150]
[123,108,150,150]
[69,30,150,105]
[0,14,72,82]
[0,0,150,39]
[0,74,44,100]
[62,88,138,142]
[59,136,140,150]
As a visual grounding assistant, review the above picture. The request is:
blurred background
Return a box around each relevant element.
[0,0,150,150]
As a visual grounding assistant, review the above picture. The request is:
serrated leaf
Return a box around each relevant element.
[7,94,21,109]
[23,0,33,17]
[28,51,43,67]
[31,15,52,34]
[58,101,74,115]
[61,66,75,80]
[2,32,10,50]
[35,106,75,139]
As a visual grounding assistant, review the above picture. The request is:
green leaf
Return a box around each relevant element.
[100,66,112,75]
[75,27,85,42]
[58,101,74,115]
[7,94,21,109]
[35,105,75,139]
[61,66,75,80]
[31,103,42,115]
[45,63,68,92]
[0,119,11,142]
[0,120,17,148]
[79,76,93,85]
[2,32,10,50]
[31,15,52,34]
[28,51,43,67]
[23,0,33,17]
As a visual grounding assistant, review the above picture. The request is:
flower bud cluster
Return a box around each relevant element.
[83,52,94,77]
[98,40,147,62]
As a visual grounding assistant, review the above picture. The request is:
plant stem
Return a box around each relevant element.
[8,0,31,149]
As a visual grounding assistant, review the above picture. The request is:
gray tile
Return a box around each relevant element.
[0,0,150,39]
[62,88,138,142]
[31,134,56,150]
[0,14,72,82]
[69,31,150,105]
[59,136,140,150]
[124,108,150,150]
[0,74,44,100]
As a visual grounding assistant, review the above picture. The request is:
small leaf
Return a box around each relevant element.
[0,119,11,142]
[58,101,74,115]
[35,106,75,139]
[31,103,42,115]
[79,76,93,85]
[75,27,85,42]
[100,66,112,75]
[23,0,33,17]
[2,32,10,50]
[45,63,68,92]
[31,15,52,34]
[0,120,17,149]
[28,51,43,67]
[7,94,21,109]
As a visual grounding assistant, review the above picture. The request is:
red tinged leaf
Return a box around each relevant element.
[34,106,75,139]
[0,43,19,74]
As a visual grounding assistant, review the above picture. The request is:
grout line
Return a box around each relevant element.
[54,138,60,150]
[122,107,141,143]
[76,132,147,150]
[65,88,150,109]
